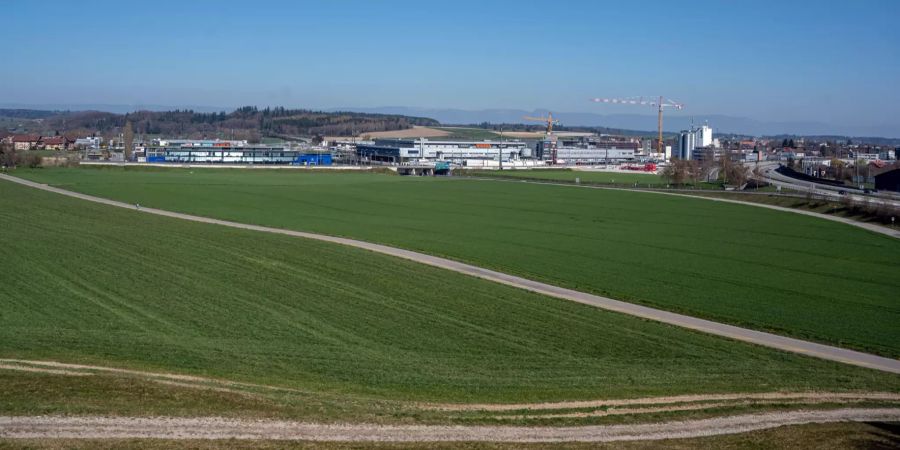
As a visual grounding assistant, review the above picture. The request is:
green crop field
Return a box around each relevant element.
[13,167,900,358]
[6,179,900,402]
[3,178,900,422]
[467,169,667,186]
[464,168,730,191]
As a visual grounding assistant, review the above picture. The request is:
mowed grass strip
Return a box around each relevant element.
[15,167,900,357]
[3,179,900,405]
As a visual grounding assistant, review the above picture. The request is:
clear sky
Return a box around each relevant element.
[3,0,898,129]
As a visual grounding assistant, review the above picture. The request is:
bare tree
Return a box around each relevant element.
[123,121,134,161]
[662,158,691,185]
[0,142,17,168]
[661,160,677,185]
[720,156,748,188]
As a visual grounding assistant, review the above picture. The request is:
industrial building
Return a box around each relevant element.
[537,137,638,164]
[146,144,332,165]
[356,139,529,164]
[674,124,713,160]
[152,139,249,147]
[874,168,900,192]
[74,137,102,149]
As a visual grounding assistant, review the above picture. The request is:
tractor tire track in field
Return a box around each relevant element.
[2,173,899,374]
[0,359,307,396]
[2,409,900,442]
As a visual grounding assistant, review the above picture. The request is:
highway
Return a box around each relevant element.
[3,173,899,374]
[754,161,900,208]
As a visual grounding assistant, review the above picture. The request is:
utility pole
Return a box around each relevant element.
[657,96,664,161]
[498,126,503,171]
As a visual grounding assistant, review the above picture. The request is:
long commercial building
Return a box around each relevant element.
[146,145,332,165]
[537,137,638,164]
[356,139,529,163]
[152,139,249,147]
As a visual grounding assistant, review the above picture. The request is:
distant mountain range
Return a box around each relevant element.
[332,106,900,139]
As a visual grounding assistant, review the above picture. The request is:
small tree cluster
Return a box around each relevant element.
[0,143,16,168]
[661,158,700,185]
[123,120,134,161]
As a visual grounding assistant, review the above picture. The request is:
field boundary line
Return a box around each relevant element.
[0,358,312,395]
[2,173,899,374]
[460,176,900,239]
[423,392,900,412]
[1,409,899,442]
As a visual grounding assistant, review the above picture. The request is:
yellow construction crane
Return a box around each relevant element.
[522,112,560,135]
[589,96,684,158]
[523,112,562,164]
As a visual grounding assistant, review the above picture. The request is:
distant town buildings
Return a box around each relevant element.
[7,134,74,151]
[3,121,898,171]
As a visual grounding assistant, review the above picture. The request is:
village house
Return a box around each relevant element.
[11,134,41,151]
[41,136,74,151]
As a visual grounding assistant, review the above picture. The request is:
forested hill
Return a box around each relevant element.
[0,107,440,141]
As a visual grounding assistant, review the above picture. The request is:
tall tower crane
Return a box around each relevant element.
[523,112,561,164]
[523,112,560,135]
[589,96,684,158]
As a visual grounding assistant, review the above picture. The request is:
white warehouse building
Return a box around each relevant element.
[356,139,529,164]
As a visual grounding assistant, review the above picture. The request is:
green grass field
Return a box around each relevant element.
[463,168,733,191]
[12,167,900,358]
[3,178,900,414]
[467,169,667,186]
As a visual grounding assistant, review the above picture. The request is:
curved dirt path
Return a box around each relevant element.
[462,176,900,239]
[425,391,900,412]
[2,173,899,374]
[2,409,899,442]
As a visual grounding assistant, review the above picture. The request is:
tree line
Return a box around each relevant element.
[6,107,440,142]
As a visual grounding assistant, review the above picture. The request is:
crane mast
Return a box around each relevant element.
[523,112,562,164]
[589,96,684,159]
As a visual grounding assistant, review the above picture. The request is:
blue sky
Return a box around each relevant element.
[2,0,898,129]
